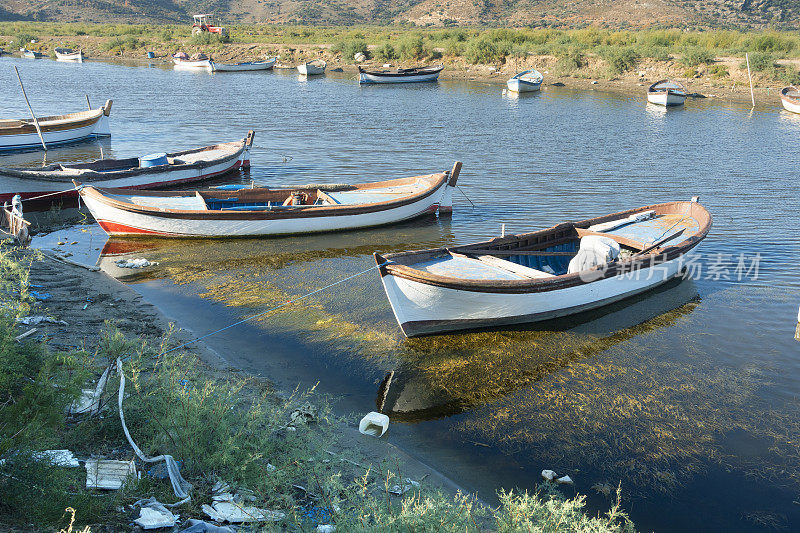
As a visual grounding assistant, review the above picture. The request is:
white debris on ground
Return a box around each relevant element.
[15,315,68,325]
[541,469,574,485]
[556,475,574,485]
[358,412,389,437]
[541,469,557,481]
[316,525,336,532]
[115,258,158,269]
[85,458,136,490]
[178,519,236,532]
[133,498,179,530]
[389,478,420,496]
[289,403,317,426]
[34,449,80,467]
[201,501,285,523]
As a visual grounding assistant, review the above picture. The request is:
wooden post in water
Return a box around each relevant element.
[14,66,46,151]
[86,94,91,109]
[745,53,755,108]
[795,305,800,342]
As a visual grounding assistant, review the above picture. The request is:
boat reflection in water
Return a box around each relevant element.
[375,278,700,423]
[96,215,455,282]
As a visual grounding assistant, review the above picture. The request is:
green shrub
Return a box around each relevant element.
[681,46,715,67]
[332,38,368,60]
[599,46,639,75]
[743,51,775,71]
[373,42,397,61]
[398,35,426,61]
[709,64,729,79]
[14,33,37,48]
[465,36,508,64]
[191,31,228,45]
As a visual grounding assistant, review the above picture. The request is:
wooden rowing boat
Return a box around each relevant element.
[55,48,85,61]
[507,69,543,93]
[647,79,687,107]
[20,48,43,59]
[375,199,711,337]
[0,131,254,206]
[298,59,326,76]
[780,86,800,114]
[358,65,443,84]
[173,53,212,70]
[0,100,112,153]
[212,57,276,72]
[78,161,462,238]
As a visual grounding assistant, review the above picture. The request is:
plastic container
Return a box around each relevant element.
[146,51,155,59]
[139,153,168,168]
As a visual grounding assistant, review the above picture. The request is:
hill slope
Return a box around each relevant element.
[0,0,797,27]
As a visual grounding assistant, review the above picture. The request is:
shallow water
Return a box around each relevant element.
[5,55,800,531]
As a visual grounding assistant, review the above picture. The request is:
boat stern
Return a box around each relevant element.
[438,161,462,215]
[93,100,113,137]
[240,130,255,169]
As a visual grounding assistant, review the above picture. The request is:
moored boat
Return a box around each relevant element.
[173,52,212,70]
[298,59,326,76]
[78,162,462,238]
[375,199,711,337]
[506,69,543,93]
[0,100,112,153]
[0,131,254,206]
[55,48,85,61]
[647,79,687,107]
[780,86,800,114]
[212,57,276,72]
[20,48,43,59]
[358,65,443,84]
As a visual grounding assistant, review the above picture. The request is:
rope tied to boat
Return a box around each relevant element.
[156,261,389,359]
[18,185,81,203]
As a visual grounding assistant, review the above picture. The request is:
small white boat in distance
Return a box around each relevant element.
[2,131,254,207]
[78,162,462,238]
[0,100,112,153]
[375,199,711,337]
[212,57,276,72]
[173,52,212,70]
[20,48,43,59]
[647,79,687,107]
[507,69,543,92]
[298,59,327,76]
[358,65,443,84]
[55,48,85,61]
[780,86,800,114]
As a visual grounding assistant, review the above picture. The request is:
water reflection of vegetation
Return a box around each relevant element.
[104,237,800,500]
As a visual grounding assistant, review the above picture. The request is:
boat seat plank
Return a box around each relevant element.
[416,255,527,281]
[471,254,555,279]
[108,193,208,211]
[595,214,699,244]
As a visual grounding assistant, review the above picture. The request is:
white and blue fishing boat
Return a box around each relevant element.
[647,79,687,107]
[506,69,543,93]
[358,65,443,84]
[212,57,276,72]
[20,48,43,59]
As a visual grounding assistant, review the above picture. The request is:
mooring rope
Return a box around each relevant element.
[18,186,79,203]
[156,261,389,358]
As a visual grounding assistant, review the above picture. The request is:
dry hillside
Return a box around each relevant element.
[0,0,797,27]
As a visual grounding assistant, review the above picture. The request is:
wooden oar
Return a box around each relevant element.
[632,228,686,257]
[14,66,46,151]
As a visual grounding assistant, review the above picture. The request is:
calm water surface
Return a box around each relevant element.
[3,56,800,532]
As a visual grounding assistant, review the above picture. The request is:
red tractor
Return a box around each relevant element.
[192,14,229,39]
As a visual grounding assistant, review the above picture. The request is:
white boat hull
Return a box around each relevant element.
[173,59,213,70]
[647,91,686,107]
[359,72,440,84]
[781,96,800,114]
[212,59,275,72]
[380,258,685,337]
[83,182,454,237]
[506,79,541,93]
[0,115,109,152]
[56,52,84,62]
[298,62,325,75]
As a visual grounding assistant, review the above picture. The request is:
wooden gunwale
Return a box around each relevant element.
[781,86,800,104]
[648,79,687,95]
[80,170,451,221]
[0,101,110,136]
[358,65,444,77]
[377,201,711,294]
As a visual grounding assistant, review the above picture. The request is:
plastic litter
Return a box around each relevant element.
[389,478,420,495]
[202,501,285,523]
[15,315,68,326]
[358,412,389,437]
[290,403,317,426]
[115,258,158,269]
[68,365,111,416]
[14,327,37,342]
[541,470,557,481]
[178,519,236,533]
[30,290,51,300]
[85,458,136,489]
[317,526,336,532]
[133,498,179,529]
[35,449,79,468]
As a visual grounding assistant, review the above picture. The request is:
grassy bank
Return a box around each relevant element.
[1,23,799,86]
[0,241,636,532]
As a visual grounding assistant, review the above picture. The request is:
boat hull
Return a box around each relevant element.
[212,59,275,72]
[647,91,686,107]
[781,95,800,114]
[55,51,84,61]
[83,181,453,238]
[0,106,111,153]
[506,78,541,93]
[173,59,213,70]
[298,62,326,75]
[380,257,685,337]
[359,72,441,84]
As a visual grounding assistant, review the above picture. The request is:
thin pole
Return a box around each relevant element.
[14,66,46,151]
[86,94,91,109]
[746,53,755,108]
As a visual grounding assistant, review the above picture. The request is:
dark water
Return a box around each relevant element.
[4,55,800,531]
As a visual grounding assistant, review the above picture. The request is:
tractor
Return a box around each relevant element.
[191,14,229,39]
